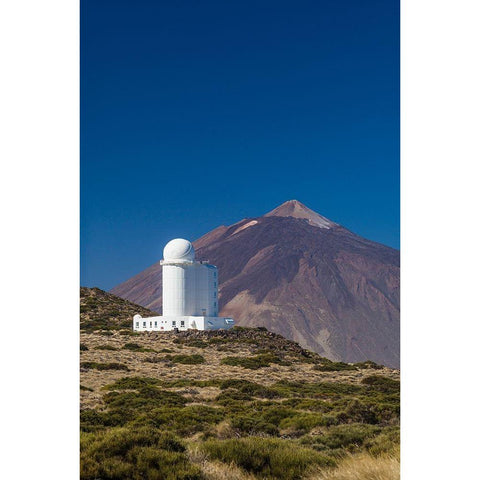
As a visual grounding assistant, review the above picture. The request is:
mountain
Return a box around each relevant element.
[111,200,400,367]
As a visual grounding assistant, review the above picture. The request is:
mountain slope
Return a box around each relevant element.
[111,200,400,367]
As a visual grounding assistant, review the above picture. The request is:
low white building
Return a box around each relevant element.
[133,238,234,332]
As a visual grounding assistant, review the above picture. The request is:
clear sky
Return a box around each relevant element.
[81,0,399,290]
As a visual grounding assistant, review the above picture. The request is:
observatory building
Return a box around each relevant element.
[133,238,234,332]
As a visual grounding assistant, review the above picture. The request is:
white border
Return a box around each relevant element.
[402,0,480,478]
[1,1,79,478]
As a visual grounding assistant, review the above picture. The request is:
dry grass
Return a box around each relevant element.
[188,444,256,480]
[310,448,400,480]
[80,330,399,410]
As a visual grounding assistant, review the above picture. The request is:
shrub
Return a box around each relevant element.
[230,415,279,436]
[80,343,89,351]
[361,376,400,394]
[221,353,288,370]
[80,427,203,479]
[186,340,208,348]
[119,329,138,336]
[135,405,225,435]
[337,399,380,425]
[81,362,129,371]
[365,426,400,455]
[103,386,187,411]
[272,380,365,398]
[166,354,206,365]
[123,342,156,353]
[281,398,334,413]
[260,406,297,426]
[219,379,281,399]
[103,377,161,391]
[313,361,356,372]
[280,413,331,432]
[353,360,383,370]
[94,345,118,351]
[314,424,381,451]
[215,389,253,405]
[201,437,335,479]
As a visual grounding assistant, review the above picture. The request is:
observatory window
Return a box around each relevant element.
[214,302,217,307]
[154,321,157,327]
[172,320,176,326]
[143,322,146,327]
[150,322,152,327]
[180,320,185,327]
[135,322,139,328]
[214,292,216,297]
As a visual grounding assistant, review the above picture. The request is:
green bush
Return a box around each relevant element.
[337,399,380,425]
[272,380,365,398]
[361,375,400,394]
[81,362,129,371]
[365,426,400,455]
[103,377,161,391]
[201,437,335,479]
[281,398,333,413]
[166,354,206,365]
[279,413,331,432]
[103,386,187,411]
[219,379,281,399]
[259,406,297,426]
[123,342,156,353]
[135,405,225,435]
[80,343,89,351]
[215,389,253,405]
[353,360,383,370]
[230,415,279,436]
[313,361,356,372]
[94,345,118,351]
[80,427,203,480]
[313,424,381,450]
[119,329,138,336]
[186,340,209,348]
[221,353,289,370]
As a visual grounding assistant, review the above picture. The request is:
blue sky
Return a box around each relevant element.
[81,0,399,290]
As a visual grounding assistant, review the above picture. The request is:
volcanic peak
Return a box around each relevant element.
[264,200,338,229]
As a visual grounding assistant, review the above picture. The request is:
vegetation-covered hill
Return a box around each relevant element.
[80,288,399,480]
[80,286,159,332]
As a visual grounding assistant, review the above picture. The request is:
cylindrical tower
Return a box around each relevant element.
[162,238,196,316]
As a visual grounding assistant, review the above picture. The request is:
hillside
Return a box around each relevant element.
[80,288,400,480]
[111,200,400,368]
[80,286,159,332]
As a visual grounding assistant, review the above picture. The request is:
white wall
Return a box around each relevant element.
[133,314,234,332]
[162,263,197,316]
[163,261,218,317]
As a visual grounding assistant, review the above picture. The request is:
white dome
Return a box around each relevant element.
[163,238,195,262]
